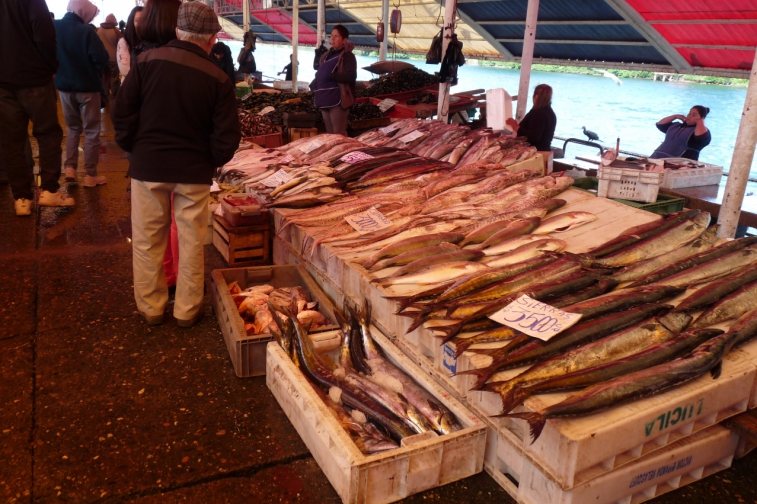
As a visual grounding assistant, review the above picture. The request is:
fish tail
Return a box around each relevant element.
[496,412,546,444]
[455,368,495,390]
[498,384,520,414]
[451,339,472,357]
[478,381,504,393]
[405,314,428,334]
[444,303,461,318]
[436,321,465,343]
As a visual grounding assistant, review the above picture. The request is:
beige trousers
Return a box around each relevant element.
[131,179,209,320]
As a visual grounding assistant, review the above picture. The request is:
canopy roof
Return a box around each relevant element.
[212,0,757,78]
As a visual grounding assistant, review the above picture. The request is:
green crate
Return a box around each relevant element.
[235,86,252,98]
[571,177,685,216]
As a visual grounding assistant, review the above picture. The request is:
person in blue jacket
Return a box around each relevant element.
[650,106,711,161]
[55,0,110,187]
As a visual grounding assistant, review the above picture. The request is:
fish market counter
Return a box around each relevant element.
[660,181,757,230]
[267,188,757,504]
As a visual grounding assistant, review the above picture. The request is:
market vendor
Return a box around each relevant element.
[650,106,711,160]
[505,84,556,152]
[237,31,256,78]
[311,25,357,136]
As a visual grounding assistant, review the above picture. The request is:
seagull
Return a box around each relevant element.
[582,126,599,141]
[592,68,622,85]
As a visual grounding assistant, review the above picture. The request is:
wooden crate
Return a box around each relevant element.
[242,132,283,149]
[213,214,271,266]
[210,264,339,377]
[288,127,319,144]
[265,324,487,504]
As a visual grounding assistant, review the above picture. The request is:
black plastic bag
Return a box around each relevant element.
[439,34,465,85]
[426,29,443,64]
[313,42,328,70]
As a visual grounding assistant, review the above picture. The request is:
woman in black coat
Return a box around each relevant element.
[506,84,557,151]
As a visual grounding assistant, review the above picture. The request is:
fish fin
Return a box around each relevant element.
[498,383,521,414]
[495,412,546,444]
[451,339,472,358]
[455,368,496,390]
[504,387,531,414]
[444,302,461,318]
[405,314,428,334]
[478,381,504,393]
[710,361,722,379]
[437,320,465,343]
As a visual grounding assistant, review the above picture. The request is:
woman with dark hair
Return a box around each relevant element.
[650,106,711,160]
[116,5,143,82]
[237,31,257,77]
[135,0,180,52]
[311,24,357,136]
[505,84,556,152]
[211,41,236,83]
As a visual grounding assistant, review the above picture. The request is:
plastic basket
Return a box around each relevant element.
[572,177,685,215]
[660,158,724,189]
[597,167,663,203]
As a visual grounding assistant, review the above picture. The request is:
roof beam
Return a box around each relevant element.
[650,19,757,25]
[479,20,628,25]
[496,39,651,46]
[672,44,757,51]
[603,0,693,73]
[448,1,515,60]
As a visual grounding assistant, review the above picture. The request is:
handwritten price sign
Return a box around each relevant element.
[379,124,399,134]
[260,170,293,188]
[488,295,582,341]
[377,98,398,113]
[299,139,323,154]
[344,208,392,235]
[398,130,425,143]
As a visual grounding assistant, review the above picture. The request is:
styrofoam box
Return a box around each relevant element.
[598,166,664,203]
[485,88,513,132]
[265,325,487,504]
[476,404,738,504]
[661,158,724,189]
[467,345,755,490]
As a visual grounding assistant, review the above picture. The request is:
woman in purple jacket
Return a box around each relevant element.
[312,25,357,136]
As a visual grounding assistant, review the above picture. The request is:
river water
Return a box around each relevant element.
[229,41,752,176]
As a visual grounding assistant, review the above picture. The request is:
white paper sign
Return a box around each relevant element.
[398,130,425,143]
[240,93,252,101]
[299,139,324,154]
[488,295,583,341]
[260,170,293,188]
[379,124,399,134]
[258,106,275,115]
[344,208,392,235]
[377,98,398,113]
[279,154,295,164]
[210,181,222,193]
[339,151,375,164]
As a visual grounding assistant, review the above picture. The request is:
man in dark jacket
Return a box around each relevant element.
[55,0,110,188]
[0,0,75,215]
[112,1,240,327]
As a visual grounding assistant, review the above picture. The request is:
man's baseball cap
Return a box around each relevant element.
[177,1,222,35]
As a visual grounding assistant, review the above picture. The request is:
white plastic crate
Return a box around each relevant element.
[661,158,724,189]
[597,167,664,203]
[485,88,514,131]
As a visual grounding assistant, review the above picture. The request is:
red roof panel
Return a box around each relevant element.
[654,23,757,46]
[677,47,756,69]
[627,1,757,21]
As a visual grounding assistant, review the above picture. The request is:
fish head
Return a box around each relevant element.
[658,312,693,333]
[437,411,462,434]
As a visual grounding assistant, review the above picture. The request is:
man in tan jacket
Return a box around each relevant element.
[96,13,122,95]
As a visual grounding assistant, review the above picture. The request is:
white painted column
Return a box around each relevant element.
[717,49,757,238]
[242,0,250,35]
[379,0,390,61]
[317,0,326,48]
[516,0,539,121]
[292,0,298,92]
[437,0,457,123]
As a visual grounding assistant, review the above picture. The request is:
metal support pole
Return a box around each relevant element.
[379,0,390,61]
[243,0,250,35]
[717,49,757,238]
[317,0,326,48]
[516,0,539,121]
[437,0,457,123]
[292,0,299,93]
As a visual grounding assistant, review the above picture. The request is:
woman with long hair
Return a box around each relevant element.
[116,5,143,82]
[311,25,357,136]
[506,84,557,151]
[135,0,180,54]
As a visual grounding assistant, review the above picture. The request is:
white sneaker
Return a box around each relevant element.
[83,174,107,187]
[15,198,32,216]
[64,166,77,182]
[38,190,75,207]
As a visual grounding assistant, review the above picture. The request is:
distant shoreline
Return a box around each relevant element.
[356,50,749,88]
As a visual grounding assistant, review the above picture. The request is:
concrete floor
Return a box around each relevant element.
[1,104,756,503]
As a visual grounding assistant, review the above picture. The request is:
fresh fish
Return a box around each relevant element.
[474,234,553,256]
[360,232,466,270]
[369,243,459,272]
[506,331,737,443]
[727,307,757,349]
[460,304,671,390]
[376,261,489,287]
[473,217,542,250]
[589,212,710,268]
[550,277,619,308]
[612,226,719,284]
[269,176,309,197]
[505,328,724,412]
[674,263,757,313]
[533,212,597,234]
[490,312,692,413]
[372,249,485,282]
[268,302,293,358]
[424,174,482,199]
[561,285,684,321]
[483,239,567,267]
[690,280,757,329]
[588,210,701,258]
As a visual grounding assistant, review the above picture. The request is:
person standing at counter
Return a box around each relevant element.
[312,25,356,136]
[505,84,556,151]
[650,106,711,161]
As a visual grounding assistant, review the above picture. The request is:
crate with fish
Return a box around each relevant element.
[287,127,319,143]
[210,264,340,377]
[477,412,737,504]
[213,214,271,266]
[265,299,487,504]
[661,158,724,189]
[597,166,664,203]
[219,193,268,227]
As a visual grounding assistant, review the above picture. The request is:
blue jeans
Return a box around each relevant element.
[59,91,101,176]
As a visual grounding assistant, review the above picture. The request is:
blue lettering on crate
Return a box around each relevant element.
[630,456,694,489]
[443,344,457,375]
[644,398,703,436]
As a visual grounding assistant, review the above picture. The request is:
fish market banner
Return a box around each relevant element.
[345,208,392,235]
[489,295,582,341]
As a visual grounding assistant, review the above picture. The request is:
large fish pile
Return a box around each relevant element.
[269,300,461,454]
[357,67,439,98]
[368,208,757,443]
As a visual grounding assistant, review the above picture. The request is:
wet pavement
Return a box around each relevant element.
[1,102,756,504]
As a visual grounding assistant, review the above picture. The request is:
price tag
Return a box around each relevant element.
[339,151,375,164]
[279,154,295,164]
[240,93,252,101]
[260,170,293,188]
[398,130,425,143]
[344,208,392,235]
[258,106,275,116]
[299,139,324,154]
[379,124,399,134]
[488,295,583,341]
[377,98,398,113]
[210,181,222,193]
